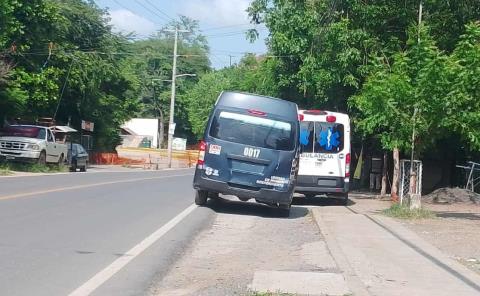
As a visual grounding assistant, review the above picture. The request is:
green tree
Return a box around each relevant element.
[185,54,280,139]
[0,0,143,150]
[247,0,480,111]
[131,16,210,145]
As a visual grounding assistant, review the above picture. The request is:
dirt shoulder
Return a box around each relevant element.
[351,192,480,276]
[403,202,480,275]
[150,197,350,296]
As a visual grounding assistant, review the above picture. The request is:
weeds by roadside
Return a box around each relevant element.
[0,167,13,176]
[383,203,435,220]
[0,162,68,174]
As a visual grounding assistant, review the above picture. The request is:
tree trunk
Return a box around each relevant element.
[391,148,400,202]
[380,151,388,197]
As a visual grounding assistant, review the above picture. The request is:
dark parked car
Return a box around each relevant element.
[68,143,88,172]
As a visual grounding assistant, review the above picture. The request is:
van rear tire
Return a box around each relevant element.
[195,190,208,206]
[341,193,349,206]
[277,205,291,217]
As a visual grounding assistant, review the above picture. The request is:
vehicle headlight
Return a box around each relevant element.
[26,144,40,150]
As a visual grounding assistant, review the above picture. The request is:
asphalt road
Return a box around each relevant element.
[0,169,214,296]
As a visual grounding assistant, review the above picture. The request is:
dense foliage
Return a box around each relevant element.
[245,0,480,155]
[1,0,480,159]
[0,0,143,150]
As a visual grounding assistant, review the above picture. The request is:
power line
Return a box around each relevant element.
[53,58,75,119]
[142,0,175,22]
[204,27,267,38]
[210,53,229,67]
[202,23,252,32]
[133,0,171,23]
[113,0,159,24]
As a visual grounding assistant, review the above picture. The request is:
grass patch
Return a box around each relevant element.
[0,162,68,174]
[383,203,435,220]
[0,167,13,176]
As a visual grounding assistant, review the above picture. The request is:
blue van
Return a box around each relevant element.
[193,91,300,216]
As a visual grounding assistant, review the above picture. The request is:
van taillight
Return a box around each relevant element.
[298,114,304,121]
[198,140,206,165]
[345,153,351,177]
[248,109,266,116]
[326,115,337,123]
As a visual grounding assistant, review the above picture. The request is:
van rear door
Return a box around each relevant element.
[203,109,296,192]
[299,121,347,178]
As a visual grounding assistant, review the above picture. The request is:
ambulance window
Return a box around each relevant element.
[299,121,314,153]
[314,122,344,153]
[299,121,344,153]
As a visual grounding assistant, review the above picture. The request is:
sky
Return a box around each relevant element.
[94,0,269,69]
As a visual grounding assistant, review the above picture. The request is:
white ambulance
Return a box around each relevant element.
[296,110,351,205]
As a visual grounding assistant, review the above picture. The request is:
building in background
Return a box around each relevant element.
[120,118,159,149]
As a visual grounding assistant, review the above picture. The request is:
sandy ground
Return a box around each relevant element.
[149,197,346,296]
[351,192,480,276]
[402,202,480,275]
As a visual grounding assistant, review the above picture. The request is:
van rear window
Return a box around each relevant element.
[209,111,294,151]
[300,121,344,153]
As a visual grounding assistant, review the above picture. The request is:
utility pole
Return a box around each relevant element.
[164,27,190,168]
[229,55,233,67]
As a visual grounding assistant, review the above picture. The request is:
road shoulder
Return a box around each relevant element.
[150,197,350,296]
[311,197,480,296]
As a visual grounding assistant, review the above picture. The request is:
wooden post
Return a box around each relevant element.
[380,151,388,196]
[409,171,421,209]
[391,148,400,202]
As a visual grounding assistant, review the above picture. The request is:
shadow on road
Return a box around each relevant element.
[206,197,309,219]
[292,195,356,207]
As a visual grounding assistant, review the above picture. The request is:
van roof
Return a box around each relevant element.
[216,91,299,121]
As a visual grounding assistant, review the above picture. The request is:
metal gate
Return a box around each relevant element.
[399,160,423,205]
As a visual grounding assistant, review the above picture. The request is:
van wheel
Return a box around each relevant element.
[208,192,219,199]
[195,190,208,206]
[340,193,349,206]
[238,197,250,202]
[304,193,316,198]
[70,161,77,172]
[277,205,291,217]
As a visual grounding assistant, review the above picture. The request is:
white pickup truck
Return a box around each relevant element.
[0,125,68,164]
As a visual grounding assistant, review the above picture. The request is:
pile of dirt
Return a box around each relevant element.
[423,187,480,205]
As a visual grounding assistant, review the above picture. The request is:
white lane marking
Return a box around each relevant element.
[0,173,192,201]
[68,203,198,296]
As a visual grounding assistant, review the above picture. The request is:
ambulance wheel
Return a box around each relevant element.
[195,190,208,206]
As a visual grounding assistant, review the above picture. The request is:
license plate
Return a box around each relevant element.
[6,155,15,160]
